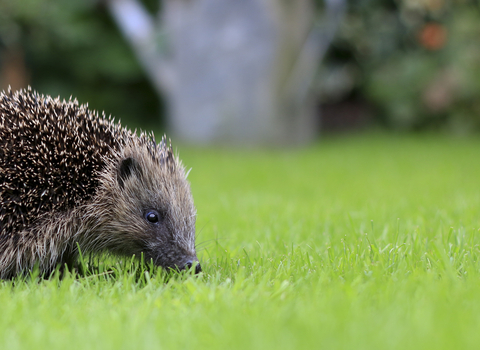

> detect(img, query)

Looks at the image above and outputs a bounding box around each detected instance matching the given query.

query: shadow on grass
[7,252,203,287]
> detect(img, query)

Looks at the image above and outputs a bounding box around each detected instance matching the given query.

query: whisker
[196,237,231,249]
[195,220,211,240]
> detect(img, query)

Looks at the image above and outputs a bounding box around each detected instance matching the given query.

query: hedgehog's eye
[145,210,161,224]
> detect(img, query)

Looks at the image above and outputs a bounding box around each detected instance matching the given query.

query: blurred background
[1,0,479,145]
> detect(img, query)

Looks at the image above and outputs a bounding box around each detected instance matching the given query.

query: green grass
[3,133,480,349]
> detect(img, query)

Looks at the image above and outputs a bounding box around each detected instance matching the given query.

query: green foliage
[2,134,480,349]
[0,0,160,130]
[320,0,480,131]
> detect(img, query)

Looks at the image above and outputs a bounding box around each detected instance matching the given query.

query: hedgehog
[0,87,201,279]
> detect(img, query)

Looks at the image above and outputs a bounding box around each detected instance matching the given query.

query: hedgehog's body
[0,88,200,278]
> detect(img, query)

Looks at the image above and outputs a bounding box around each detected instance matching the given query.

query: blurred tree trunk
[0,46,29,92]
[106,0,344,145]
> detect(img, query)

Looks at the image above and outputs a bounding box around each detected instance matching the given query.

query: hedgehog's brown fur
[0,87,200,278]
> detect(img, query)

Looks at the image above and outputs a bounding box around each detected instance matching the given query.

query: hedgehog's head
[95,135,200,274]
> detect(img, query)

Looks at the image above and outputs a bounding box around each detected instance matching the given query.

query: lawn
[2,133,480,349]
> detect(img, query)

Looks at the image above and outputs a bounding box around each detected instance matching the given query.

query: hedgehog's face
[98,147,200,274]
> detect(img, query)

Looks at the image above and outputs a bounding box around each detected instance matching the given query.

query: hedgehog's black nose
[185,261,202,274]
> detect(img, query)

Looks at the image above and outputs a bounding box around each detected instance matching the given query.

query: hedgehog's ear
[118,157,142,188]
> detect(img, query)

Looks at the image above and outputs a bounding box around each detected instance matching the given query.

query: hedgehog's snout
[184,260,202,274]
